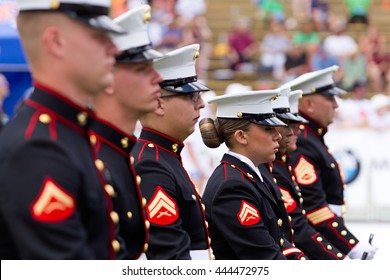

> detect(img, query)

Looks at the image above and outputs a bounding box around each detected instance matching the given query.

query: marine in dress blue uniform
[0,0,125,259]
[284,66,377,259]
[201,90,307,260]
[90,5,162,259]
[268,87,345,259]
[132,45,212,259]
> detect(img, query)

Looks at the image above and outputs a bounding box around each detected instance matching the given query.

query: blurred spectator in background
[283,44,310,82]
[259,20,290,80]
[291,19,321,60]
[290,0,311,22]
[175,0,207,23]
[256,0,285,23]
[156,14,185,53]
[344,0,371,25]
[183,15,213,81]
[368,93,390,130]
[310,43,340,71]
[323,16,358,60]
[335,80,371,128]
[227,17,256,71]
[311,0,329,31]
[340,49,367,91]
[0,74,9,130]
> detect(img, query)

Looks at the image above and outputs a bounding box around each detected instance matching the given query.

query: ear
[299,95,315,114]
[233,129,248,145]
[42,26,64,58]
[154,98,165,116]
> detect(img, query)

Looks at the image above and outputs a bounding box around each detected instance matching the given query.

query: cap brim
[72,15,125,34]
[161,81,209,93]
[318,86,347,96]
[294,114,309,123]
[116,49,163,63]
[251,117,287,127]
[276,112,303,123]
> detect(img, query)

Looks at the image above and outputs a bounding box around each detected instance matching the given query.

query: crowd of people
[0,0,384,260]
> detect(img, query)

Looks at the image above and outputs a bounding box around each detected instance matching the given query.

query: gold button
[300,256,306,260]
[273,178,277,183]
[349,239,356,245]
[278,219,283,227]
[298,192,302,197]
[230,164,235,168]
[89,134,97,145]
[127,211,133,219]
[302,209,306,215]
[291,229,294,235]
[208,237,212,244]
[341,230,347,236]
[202,204,206,211]
[39,113,51,124]
[144,243,149,252]
[148,143,154,148]
[145,220,150,230]
[130,156,135,165]
[327,245,332,250]
[317,236,323,242]
[317,128,323,135]
[77,111,88,126]
[247,173,253,178]
[291,175,296,181]
[330,163,335,168]
[112,240,120,252]
[192,194,197,201]
[299,124,304,130]
[299,198,303,204]
[95,159,104,171]
[172,143,178,153]
[205,221,209,228]
[142,197,147,207]
[281,196,285,201]
[296,186,300,191]
[110,211,119,224]
[282,155,287,162]
[288,166,292,171]
[136,175,141,185]
[121,137,129,148]
[288,216,292,222]
[104,184,116,197]
[332,222,339,228]
[280,238,284,246]
[337,253,343,258]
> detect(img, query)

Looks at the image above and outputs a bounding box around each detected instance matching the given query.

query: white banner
[325,128,390,219]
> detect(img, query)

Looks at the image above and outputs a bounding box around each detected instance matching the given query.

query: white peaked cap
[289,90,303,114]
[272,86,301,122]
[207,90,287,127]
[112,5,152,52]
[282,65,346,96]
[272,86,290,109]
[155,44,209,93]
[17,0,124,34]
[155,44,200,80]
[289,89,308,123]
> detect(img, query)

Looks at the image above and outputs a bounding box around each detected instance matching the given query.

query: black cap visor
[116,46,163,63]
[241,112,287,127]
[294,113,309,123]
[304,84,347,96]
[160,76,209,93]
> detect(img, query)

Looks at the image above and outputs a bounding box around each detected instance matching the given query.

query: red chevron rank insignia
[294,156,318,185]
[237,200,260,226]
[279,188,297,213]
[146,186,179,225]
[31,177,75,223]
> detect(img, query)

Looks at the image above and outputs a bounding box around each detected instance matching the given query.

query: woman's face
[244,123,282,165]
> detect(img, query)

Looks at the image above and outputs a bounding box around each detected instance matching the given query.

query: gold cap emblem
[144,7,151,23]
[172,143,179,153]
[193,47,200,60]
